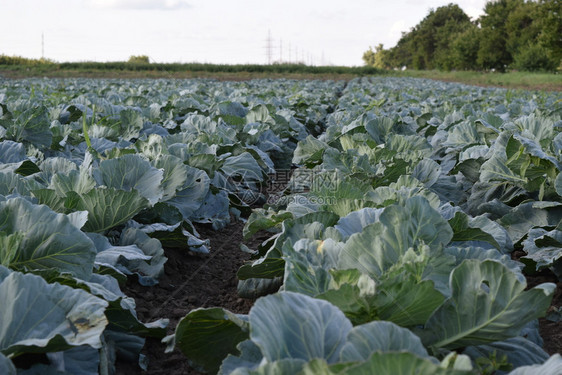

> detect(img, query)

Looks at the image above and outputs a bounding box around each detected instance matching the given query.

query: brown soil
[525,270,562,356]
[115,219,270,375]
[513,250,562,356]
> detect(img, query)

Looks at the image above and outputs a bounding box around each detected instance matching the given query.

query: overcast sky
[1,0,487,66]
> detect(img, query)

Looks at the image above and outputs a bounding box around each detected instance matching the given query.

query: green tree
[371,4,473,70]
[127,55,150,64]
[449,25,481,70]
[363,0,560,72]
[476,0,521,71]
[362,44,391,69]
[513,42,559,71]
[535,0,562,68]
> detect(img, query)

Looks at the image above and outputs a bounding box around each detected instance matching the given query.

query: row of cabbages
[167,78,562,374]
[0,78,342,374]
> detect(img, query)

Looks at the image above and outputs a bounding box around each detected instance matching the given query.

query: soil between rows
[115,219,269,375]
[116,223,562,375]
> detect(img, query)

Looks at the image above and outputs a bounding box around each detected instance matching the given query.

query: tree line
[363,0,561,72]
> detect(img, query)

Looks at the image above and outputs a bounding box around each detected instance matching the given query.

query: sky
[1,0,488,66]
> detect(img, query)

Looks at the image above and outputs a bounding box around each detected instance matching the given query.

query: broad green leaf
[480,153,527,185]
[340,321,430,362]
[522,227,562,271]
[283,239,343,296]
[191,189,230,229]
[94,154,164,206]
[0,171,42,197]
[0,140,26,163]
[119,228,167,283]
[249,292,352,364]
[152,155,189,201]
[243,209,293,240]
[448,211,501,250]
[220,339,263,375]
[555,172,562,197]
[35,269,167,338]
[332,352,473,375]
[134,221,210,253]
[0,197,96,279]
[50,169,96,197]
[0,353,15,375]
[169,308,249,374]
[509,354,562,375]
[167,166,210,220]
[380,196,452,249]
[443,120,484,149]
[237,276,283,299]
[118,108,145,141]
[292,135,330,166]
[334,208,383,240]
[513,113,554,143]
[0,268,108,357]
[513,134,560,170]
[422,260,555,349]
[442,247,525,288]
[32,188,69,213]
[14,160,40,177]
[413,158,441,187]
[34,157,78,185]
[230,359,307,375]
[46,344,101,375]
[372,273,444,327]
[386,134,432,162]
[76,187,149,233]
[463,337,549,370]
[339,197,452,277]
[220,152,263,182]
[499,202,562,244]
[6,106,52,148]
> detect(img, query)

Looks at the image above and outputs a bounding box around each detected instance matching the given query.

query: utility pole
[288,42,291,63]
[41,32,44,59]
[279,39,282,63]
[265,30,273,65]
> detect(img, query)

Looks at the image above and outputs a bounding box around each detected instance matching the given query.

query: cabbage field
[0,76,561,374]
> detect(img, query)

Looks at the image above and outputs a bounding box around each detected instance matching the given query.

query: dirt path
[115,219,269,374]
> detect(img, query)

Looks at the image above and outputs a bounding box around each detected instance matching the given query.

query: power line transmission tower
[265,30,274,64]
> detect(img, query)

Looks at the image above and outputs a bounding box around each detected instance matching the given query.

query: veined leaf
[94,154,164,206]
[250,292,352,364]
[0,197,96,279]
[168,308,249,374]
[0,267,108,357]
[76,187,149,233]
[422,260,555,349]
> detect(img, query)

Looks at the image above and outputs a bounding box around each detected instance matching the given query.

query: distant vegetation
[127,55,150,64]
[0,55,380,75]
[363,0,561,72]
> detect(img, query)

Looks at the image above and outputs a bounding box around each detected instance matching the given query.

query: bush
[127,55,150,64]
[512,44,558,72]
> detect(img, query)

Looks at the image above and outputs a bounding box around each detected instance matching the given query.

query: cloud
[388,20,407,41]
[87,0,191,10]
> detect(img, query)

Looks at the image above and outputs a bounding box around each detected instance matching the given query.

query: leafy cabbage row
[168,77,562,374]
[0,77,340,373]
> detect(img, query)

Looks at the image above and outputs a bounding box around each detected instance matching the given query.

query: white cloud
[387,20,407,44]
[87,0,191,10]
